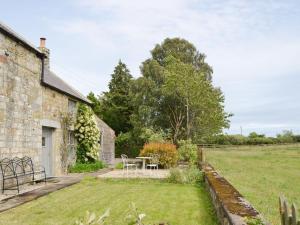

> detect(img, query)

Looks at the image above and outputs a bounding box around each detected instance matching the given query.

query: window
[68,99,77,115]
[42,137,46,147]
[68,131,75,146]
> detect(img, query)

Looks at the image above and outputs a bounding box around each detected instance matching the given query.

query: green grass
[0,178,217,225]
[205,144,300,225]
[68,161,105,173]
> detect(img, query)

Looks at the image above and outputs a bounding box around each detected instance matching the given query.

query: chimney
[38,37,50,69]
[40,37,46,48]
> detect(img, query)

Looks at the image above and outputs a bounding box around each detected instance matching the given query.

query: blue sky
[1,0,300,136]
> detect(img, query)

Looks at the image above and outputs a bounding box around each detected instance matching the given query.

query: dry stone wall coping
[202,163,267,225]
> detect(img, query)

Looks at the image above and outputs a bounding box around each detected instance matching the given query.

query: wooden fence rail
[279,196,300,225]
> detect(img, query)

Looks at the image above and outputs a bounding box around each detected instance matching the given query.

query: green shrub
[68,161,105,173]
[167,167,203,184]
[139,128,170,143]
[167,168,182,183]
[277,130,295,143]
[140,142,178,168]
[115,162,123,169]
[115,132,142,158]
[178,139,197,165]
[210,131,299,146]
[294,135,300,142]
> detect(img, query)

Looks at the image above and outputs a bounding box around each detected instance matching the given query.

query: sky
[1,0,300,136]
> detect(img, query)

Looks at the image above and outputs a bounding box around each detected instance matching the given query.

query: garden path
[98,169,169,179]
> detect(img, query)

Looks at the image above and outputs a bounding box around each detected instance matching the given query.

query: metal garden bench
[0,156,46,194]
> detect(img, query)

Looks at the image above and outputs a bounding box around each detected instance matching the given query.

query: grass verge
[206,144,300,225]
[0,177,217,225]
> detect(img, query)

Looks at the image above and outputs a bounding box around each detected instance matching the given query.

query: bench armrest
[34,165,46,172]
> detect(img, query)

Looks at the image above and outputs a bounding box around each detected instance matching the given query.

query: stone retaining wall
[202,163,267,225]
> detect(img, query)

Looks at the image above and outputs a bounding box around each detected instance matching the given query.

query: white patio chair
[121,154,137,177]
[146,154,159,172]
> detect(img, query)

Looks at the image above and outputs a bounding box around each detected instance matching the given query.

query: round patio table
[136,156,152,170]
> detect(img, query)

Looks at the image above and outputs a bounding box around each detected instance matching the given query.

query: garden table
[136,156,152,170]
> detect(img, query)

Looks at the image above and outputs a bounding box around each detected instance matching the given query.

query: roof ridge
[0,20,43,56]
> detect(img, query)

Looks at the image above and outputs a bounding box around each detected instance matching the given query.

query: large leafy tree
[131,38,230,143]
[163,56,230,142]
[94,60,133,135]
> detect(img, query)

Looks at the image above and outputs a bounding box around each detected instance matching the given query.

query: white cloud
[56,0,300,78]
[51,0,300,134]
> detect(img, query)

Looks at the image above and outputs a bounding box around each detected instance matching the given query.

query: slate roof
[43,69,91,104]
[0,21,91,104]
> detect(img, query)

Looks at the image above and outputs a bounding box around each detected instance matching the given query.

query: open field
[0,177,217,225]
[206,144,300,225]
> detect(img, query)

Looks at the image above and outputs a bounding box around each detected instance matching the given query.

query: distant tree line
[87,38,231,157]
[208,130,300,145]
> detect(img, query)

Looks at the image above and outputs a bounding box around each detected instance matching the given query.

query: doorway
[42,127,53,177]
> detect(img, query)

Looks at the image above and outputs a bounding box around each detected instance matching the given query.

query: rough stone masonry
[0,22,115,181]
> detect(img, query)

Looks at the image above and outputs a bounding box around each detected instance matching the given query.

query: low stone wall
[202,163,267,225]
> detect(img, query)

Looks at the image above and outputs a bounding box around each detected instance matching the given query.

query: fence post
[197,146,205,166]
[279,196,300,225]
[292,204,297,225]
[198,146,205,163]
[280,196,285,225]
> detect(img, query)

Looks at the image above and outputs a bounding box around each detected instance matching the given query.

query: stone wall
[202,163,266,225]
[0,30,76,177]
[0,28,116,180]
[96,117,115,165]
[0,31,43,166]
[41,87,70,176]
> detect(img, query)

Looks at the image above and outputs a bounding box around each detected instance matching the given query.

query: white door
[42,127,53,177]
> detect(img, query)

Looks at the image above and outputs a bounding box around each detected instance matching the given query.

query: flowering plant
[140,142,178,168]
[74,104,101,162]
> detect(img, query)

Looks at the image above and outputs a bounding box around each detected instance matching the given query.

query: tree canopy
[131,38,230,143]
[88,60,133,135]
[89,38,231,156]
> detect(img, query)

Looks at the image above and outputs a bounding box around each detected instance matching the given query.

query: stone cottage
[0,22,115,177]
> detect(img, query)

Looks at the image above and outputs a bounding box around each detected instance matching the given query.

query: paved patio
[98,169,169,179]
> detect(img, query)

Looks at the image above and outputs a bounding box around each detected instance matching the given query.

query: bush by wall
[115,128,171,158]
[178,139,198,165]
[139,142,178,168]
[167,167,203,184]
[68,161,105,173]
[115,132,142,158]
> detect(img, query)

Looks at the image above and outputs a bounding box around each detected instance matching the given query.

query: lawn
[0,177,217,225]
[205,144,300,225]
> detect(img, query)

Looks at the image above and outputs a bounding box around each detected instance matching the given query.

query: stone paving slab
[98,169,169,179]
[0,182,46,201]
[0,177,80,213]
[0,168,112,213]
